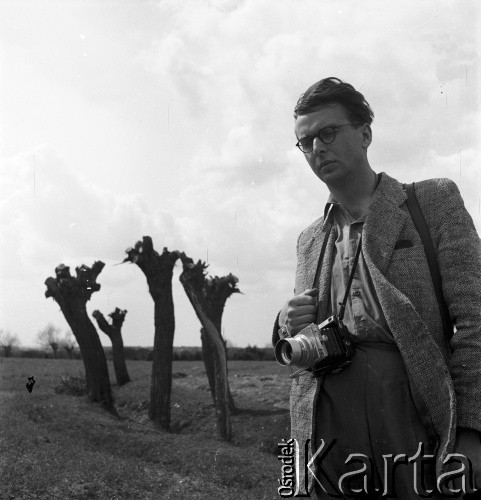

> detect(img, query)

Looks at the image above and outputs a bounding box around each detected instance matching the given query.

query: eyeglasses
[295,123,362,153]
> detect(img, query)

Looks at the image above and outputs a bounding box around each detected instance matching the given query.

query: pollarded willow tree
[123,237,180,430]
[179,255,240,441]
[92,308,131,386]
[44,262,115,412]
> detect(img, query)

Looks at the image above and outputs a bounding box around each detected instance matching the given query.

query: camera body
[275,315,355,377]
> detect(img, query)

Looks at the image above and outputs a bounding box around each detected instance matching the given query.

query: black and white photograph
[0,1,480,498]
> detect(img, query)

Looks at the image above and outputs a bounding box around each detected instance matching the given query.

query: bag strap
[403,182,453,340]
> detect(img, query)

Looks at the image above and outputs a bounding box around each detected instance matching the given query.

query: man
[273,77,481,498]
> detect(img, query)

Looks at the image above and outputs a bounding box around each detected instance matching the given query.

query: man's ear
[361,124,372,148]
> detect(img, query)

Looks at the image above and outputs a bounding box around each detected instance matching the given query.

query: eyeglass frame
[295,122,363,153]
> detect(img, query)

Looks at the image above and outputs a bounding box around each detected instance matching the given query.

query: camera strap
[311,218,333,291]
[311,213,363,323]
[338,234,363,321]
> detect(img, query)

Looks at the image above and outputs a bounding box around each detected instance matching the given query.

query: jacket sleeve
[419,179,481,431]
[271,311,282,347]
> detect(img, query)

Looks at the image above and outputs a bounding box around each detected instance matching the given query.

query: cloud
[144,0,479,174]
[0,146,186,281]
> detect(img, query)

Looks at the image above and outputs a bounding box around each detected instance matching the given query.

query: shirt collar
[324,195,365,224]
[323,194,338,220]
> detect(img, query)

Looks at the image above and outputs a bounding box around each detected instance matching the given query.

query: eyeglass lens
[299,127,336,152]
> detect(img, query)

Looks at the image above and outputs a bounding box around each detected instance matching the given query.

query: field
[0,357,291,499]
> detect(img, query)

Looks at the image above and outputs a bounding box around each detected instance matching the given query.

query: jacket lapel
[363,173,408,276]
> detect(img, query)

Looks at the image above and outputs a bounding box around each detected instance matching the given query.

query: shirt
[326,199,394,343]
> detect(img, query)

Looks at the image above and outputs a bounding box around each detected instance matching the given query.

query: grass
[0,358,291,499]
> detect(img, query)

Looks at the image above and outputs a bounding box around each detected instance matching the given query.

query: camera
[275,315,355,378]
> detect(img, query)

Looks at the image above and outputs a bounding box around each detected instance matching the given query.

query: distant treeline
[173,345,275,362]
[8,345,275,362]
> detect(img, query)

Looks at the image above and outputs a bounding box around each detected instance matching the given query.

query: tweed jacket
[278,172,481,491]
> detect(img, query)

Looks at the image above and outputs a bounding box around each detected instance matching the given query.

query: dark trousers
[312,341,442,499]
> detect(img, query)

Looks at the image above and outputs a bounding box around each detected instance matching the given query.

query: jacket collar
[363,172,408,275]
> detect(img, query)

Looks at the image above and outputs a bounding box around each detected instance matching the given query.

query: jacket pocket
[390,244,426,261]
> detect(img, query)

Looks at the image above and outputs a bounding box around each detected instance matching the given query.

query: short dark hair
[294,77,374,125]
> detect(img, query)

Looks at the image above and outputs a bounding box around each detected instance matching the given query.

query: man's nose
[312,137,327,155]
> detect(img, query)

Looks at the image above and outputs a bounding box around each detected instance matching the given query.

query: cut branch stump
[92,308,131,386]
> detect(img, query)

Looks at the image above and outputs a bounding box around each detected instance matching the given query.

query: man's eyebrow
[299,123,335,138]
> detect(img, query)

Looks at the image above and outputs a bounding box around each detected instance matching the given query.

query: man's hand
[278,288,319,336]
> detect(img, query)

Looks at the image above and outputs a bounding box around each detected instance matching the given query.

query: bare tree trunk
[179,255,240,441]
[124,237,179,430]
[183,289,232,441]
[111,334,129,384]
[200,328,216,402]
[200,328,236,412]
[92,308,131,386]
[45,263,115,413]
[219,334,236,412]
[151,290,176,429]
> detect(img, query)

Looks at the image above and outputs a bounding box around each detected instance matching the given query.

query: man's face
[294,103,370,185]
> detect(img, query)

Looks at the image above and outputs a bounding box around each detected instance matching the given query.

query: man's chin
[316,162,339,182]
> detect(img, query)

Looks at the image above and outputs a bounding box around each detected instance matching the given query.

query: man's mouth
[318,160,335,169]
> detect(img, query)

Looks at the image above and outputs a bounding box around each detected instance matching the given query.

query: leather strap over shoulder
[403,182,453,341]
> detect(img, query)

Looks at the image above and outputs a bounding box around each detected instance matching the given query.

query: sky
[0,0,480,348]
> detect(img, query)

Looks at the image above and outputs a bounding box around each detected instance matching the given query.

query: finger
[290,324,313,336]
[302,288,319,298]
[287,305,318,318]
[290,295,318,306]
[289,315,317,328]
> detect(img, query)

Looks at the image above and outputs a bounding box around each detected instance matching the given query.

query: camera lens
[274,326,323,368]
[283,343,293,361]
[275,338,304,366]
[275,339,291,365]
